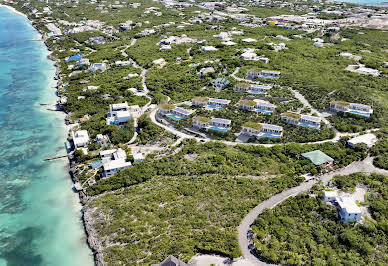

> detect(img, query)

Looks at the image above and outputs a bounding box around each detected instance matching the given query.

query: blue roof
[262,123,283,131]
[209,98,231,104]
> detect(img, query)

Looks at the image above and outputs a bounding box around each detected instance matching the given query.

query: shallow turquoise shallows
[0,7,93,266]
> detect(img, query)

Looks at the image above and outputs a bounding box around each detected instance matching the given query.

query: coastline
[0,3,100,265]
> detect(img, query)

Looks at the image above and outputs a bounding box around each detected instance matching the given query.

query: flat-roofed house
[330,101,373,117]
[192,96,209,107]
[192,116,231,132]
[241,122,283,139]
[301,150,334,170]
[100,148,132,178]
[347,133,377,148]
[258,70,281,79]
[106,102,131,125]
[238,99,275,113]
[192,116,211,129]
[159,104,193,120]
[207,98,231,109]
[246,69,260,80]
[234,83,272,95]
[322,191,338,202]
[89,63,107,72]
[336,197,362,223]
[281,112,321,129]
[72,130,90,148]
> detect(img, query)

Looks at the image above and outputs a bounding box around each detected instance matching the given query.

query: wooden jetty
[44,154,68,161]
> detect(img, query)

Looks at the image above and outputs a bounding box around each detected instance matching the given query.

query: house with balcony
[234,83,272,95]
[281,112,321,129]
[159,104,193,120]
[238,99,275,113]
[207,98,231,109]
[241,122,283,139]
[100,148,132,178]
[106,102,131,126]
[330,101,373,117]
[192,116,231,132]
[336,196,362,223]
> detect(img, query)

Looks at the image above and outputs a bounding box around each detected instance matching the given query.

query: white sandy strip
[0,4,27,18]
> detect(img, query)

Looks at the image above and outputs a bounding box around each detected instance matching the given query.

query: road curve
[238,158,388,265]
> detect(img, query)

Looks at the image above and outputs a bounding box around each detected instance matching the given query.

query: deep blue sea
[0,7,93,266]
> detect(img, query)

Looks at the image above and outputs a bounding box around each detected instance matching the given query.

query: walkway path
[238,157,388,265]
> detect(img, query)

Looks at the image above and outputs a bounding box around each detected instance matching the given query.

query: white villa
[72,130,90,148]
[347,133,377,148]
[106,102,131,126]
[241,122,283,139]
[234,83,272,95]
[281,112,321,129]
[159,104,193,120]
[246,69,280,80]
[192,116,231,132]
[100,148,132,178]
[192,97,230,109]
[330,101,373,117]
[88,63,107,72]
[238,99,275,113]
[323,192,362,223]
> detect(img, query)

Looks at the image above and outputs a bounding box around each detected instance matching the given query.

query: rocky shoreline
[1,4,104,266]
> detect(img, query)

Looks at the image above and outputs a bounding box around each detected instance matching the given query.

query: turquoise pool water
[298,123,320,129]
[254,109,273,114]
[347,110,371,117]
[0,7,93,266]
[166,114,184,120]
[208,126,229,132]
[261,133,282,138]
[207,105,223,110]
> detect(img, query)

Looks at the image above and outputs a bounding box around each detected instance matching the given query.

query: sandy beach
[0,4,27,18]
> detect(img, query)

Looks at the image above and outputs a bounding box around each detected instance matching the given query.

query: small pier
[44,154,68,161]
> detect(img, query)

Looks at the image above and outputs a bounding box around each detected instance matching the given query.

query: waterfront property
[234,82,272,95]
[211,77,230,91]
[72,130,90,148]
[106,102,131,125]
[159,104,193,120]
[281,112,321,129]
[100,148,132,178]
[241,122,283,139]
[238,99,275,113]
[192,116,231,132]
[301,150,334,170]
[246,69,280,80]
[330,101,373,117]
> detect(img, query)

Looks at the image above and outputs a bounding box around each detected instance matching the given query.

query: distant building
[347,133,377,148]
[192,116,231,132]
[100,148,132,178]
[234,83,272,95]
[301,150,334,170]
[281,112,321,129]
[72,130,90,148]
[65,54,83,62]
[238,99,275,113]
[330,101,373,117]
[151,255,188,266]
[241,122,283,139]
[199,67,215,76]
[246,69,280,80]
[106,102,131,125]
[89,63,107,72]
[201,46,218,52]
[211,77,230,91]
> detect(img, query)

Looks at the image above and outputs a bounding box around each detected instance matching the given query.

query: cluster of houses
[64,53,106,73]
[330,101,373,117]
[323,191,362,223]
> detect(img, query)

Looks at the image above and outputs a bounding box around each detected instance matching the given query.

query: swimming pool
[260,133,281,138]
[166,114,184,120]
[208,126,229,132]
[247,90,266,94]
[254,109,273,114]
[298,123,320,129]
[347,110,370,117]
[91,161,103,168]
[207,105,223,110]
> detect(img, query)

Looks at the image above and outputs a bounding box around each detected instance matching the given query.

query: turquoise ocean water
[0,7,93,266]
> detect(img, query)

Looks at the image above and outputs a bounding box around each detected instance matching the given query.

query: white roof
[100,149,116,157]
[111,102,129,110]
[133,153,145,160]
[323,191,338,198]
[336,197,362,214]
[103,159,132,171]
[348,133,377,148]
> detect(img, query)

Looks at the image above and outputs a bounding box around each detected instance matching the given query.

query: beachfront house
[336,197,362,223]
[159,104,193,120]
[246,69,280,80]
[72,130,90,148]
[88,63,107,72]
[241,122,283,139]
[100,148,132,178]
[330,101,373,117]
[211,77,230,91]
[106,102,131,126]
[234,83,272,95]
[192,116,231,132]
[281,112,321,129]
[238,99,275,114]
[301,150,334,171]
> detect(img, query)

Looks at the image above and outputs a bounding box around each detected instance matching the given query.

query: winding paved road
[238,157,388,265]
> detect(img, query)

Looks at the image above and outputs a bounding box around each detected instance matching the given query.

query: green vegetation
[371,130,388,170]
[137,115,176,145]
[252,173,388,266]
